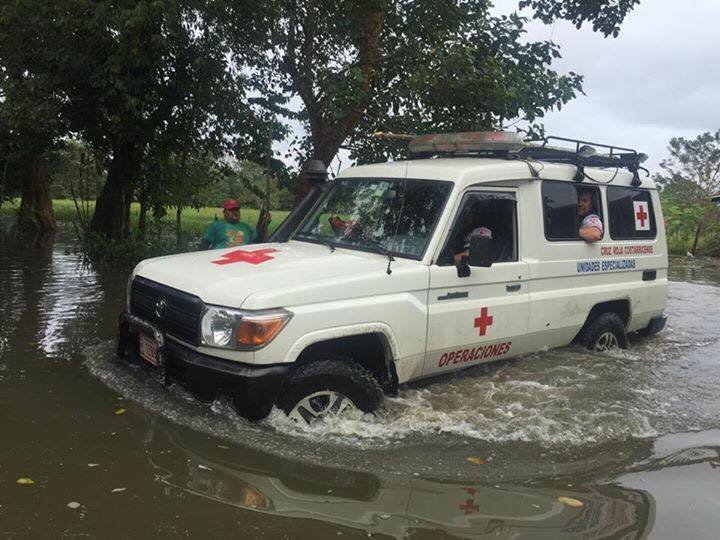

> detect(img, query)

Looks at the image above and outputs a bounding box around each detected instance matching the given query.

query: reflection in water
[37,250,103,357]
[2,233,720,538]
[0,234,124,362]
[144,424,656,539]
[668,255,720,285]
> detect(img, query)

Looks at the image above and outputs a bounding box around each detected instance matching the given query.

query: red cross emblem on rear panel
[211,248,278,266]
[459,487,480,515]
[474,307,494,336]
[633,201,650,231]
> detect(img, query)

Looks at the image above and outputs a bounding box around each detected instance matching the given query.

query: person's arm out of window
[579,215,603,243]
[453,250,469,265]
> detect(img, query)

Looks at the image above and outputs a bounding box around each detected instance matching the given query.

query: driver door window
[438,191,518,266]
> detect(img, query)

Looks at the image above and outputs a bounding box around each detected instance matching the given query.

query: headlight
[201,307,238,348]
[200,306,291,350]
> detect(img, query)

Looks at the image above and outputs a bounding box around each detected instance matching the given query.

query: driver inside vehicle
[329,215,357,236]
[452,208,493,266]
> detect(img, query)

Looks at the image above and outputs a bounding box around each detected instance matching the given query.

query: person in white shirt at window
[577,189,603,243]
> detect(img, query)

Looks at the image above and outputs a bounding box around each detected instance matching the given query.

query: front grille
[130,276,203,346]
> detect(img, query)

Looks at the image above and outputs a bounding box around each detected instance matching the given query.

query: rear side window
[607,187,657,239]
[542,181,603,241]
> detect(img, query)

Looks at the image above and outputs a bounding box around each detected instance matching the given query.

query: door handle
[506,283,521,292]
[438,291,469,301]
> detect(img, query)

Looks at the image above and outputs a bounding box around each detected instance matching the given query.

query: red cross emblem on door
[474,307,494,336]
[211,248,278,265]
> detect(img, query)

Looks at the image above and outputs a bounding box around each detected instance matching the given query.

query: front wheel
[278,356,383,425]
[582,312,629,351]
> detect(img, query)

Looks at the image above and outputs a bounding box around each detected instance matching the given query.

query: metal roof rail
[522,135,649,186]
[403,131,649,186]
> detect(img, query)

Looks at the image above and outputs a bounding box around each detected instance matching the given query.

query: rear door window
[607,187,657,240]
[542,181,603,241]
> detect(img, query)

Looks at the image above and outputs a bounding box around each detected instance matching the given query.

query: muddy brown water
[1,230,719,539]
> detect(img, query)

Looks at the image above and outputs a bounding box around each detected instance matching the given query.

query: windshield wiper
[362,239,395,275]
[294,233,336,252]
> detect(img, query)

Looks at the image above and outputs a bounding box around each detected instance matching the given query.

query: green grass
[1,199,289,237]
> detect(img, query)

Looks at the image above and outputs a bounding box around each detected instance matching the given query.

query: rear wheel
[582,312,628,351]
[278,356,383,426]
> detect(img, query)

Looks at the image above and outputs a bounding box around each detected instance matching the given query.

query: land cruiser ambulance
[118,132,668,424]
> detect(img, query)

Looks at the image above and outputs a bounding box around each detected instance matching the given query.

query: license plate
[138,333,159,367]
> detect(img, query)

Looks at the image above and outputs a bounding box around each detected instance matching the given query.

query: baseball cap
[223,198,241,210]
[469,226,492,239]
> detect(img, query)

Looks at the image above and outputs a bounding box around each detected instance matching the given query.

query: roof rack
[405,131,649,186]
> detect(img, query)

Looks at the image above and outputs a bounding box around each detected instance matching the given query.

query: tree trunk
[137,186,149,241]
[0,160,8,211]
[91,140,137,239]
[18,153,56,234]
[690,216,704,256]
[290,7,385,203]
[175,206,182,248]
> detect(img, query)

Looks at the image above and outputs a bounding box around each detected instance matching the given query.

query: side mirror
[468,236,493,267]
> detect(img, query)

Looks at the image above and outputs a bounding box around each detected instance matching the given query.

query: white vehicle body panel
[130,156,668,387]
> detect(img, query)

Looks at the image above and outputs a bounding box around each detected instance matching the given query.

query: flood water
[1,229,719,539]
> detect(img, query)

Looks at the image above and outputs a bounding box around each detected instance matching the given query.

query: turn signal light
[236,314,290,347]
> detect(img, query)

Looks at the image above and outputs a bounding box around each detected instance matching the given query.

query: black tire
[278,356,383,423]
[581,312,629,351]
[232,395,274,422]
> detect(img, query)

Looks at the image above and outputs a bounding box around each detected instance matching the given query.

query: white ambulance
[118,132,668,424]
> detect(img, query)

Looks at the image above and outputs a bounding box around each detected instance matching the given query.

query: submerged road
[1,233,719,538]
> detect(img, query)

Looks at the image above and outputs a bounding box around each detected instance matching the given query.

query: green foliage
[46,140,106,200]
[23,199,288,237]
[655,130,720,256]
[258,0,636,169]
[0,0,286,238]
[655,131,720,197]
[661,196,702,241]
[203,160,296,210]
[348,9,583,163]
[2,0,642,243]
[518,0,640,37]
[0,198,290,265]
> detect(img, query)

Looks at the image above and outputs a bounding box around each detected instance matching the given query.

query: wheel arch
[573,298,631,344]
[289,326,399,393]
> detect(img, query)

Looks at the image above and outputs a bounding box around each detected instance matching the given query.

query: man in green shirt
[200,199,256,249]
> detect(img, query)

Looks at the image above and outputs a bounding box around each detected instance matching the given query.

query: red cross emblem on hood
[211,248,278,266]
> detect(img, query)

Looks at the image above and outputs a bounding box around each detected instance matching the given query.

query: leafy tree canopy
[655,131,720,201]
[0,0,285,237]
[519,0,640,37]
[257,0,640,182]
[655,130,720,256]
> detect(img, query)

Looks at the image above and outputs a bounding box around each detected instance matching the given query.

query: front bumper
[117,312,290,416]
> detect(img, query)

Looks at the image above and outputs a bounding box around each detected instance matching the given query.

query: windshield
[293,177,453,259]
